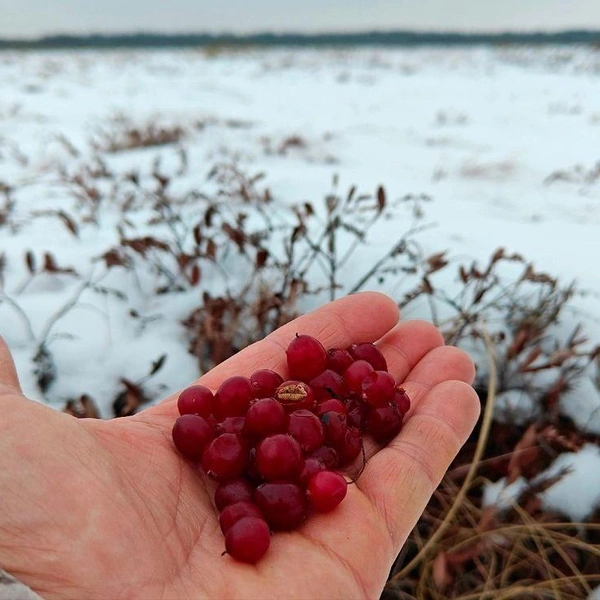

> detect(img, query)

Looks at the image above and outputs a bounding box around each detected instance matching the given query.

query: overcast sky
[2,0,600,38]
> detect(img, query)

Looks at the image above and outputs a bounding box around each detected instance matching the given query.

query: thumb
[0,335,22,393]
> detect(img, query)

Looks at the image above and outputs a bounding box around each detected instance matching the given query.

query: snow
[1,46,600,515]
[481,476,528,511]
[535,444,600,521]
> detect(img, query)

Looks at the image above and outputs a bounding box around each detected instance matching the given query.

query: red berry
[343,360,374,396]
[307,471,348,512]
[393,388,411,415]
[225,517,270,564]
[348,342,388,371]
[172,415,214,461]
[202,433,248,481]
[275,380,316,413]
[345,397,368,431]
[366,404,403,444]
[250,369,284,398]
[177,385,215,418]
[309,446,339,469]
[256,434,303,481]
[219,501,263,534]
[215,416,245,435]
[361,370,396,407]
[299,457,327,486]
[336,426,363,466]
[214,479,255,511]
[317,398,347,416]
[288,410,324,453]
[286,335,327,381]
[215,376,253,418]
[321,411,348,446]
[254,482,308,530]
[310,369,347,402]
[243,398,288,440]
[326,347,354,375]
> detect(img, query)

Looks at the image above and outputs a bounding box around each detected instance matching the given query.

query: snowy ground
[1,46,600,519]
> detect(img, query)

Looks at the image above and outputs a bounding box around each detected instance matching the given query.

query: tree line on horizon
[1,29,600,50]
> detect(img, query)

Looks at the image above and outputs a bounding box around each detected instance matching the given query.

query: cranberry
[215,416,245,435]
[345,397,368,431]
[309,369,347,402]
[348,342,388,371]
[321,411,348,446]
[361,370,396,407]
[343,360,374,396]
[225,517,271,564]
[250,369,284,398]
[177,385,215,418]
[286,334,327,381]
[326,347,354,375]
[299,457,327,486]
[366,404,403,444]
[214,479,255,511]
[201,433,248,481]
[243,398,288,440]
[215,376,253,418]
[288,410,324,453]
[255,434,304,481]
[309,446,339,469]
[317,398,347,416]
[172,415,214,461]
[254,482,308,530]
[219,501,263,534]
[307,471,348,513]
[394,387,411,415]
[336,426,363,466]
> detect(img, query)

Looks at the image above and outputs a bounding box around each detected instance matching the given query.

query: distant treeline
[1,30,600,50]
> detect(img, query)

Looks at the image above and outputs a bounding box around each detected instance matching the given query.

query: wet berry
[307,471,348,513]
[250,369,284,398]
[317,398,347,416]
[202,433,248,481]
[243,398,288,440]
[349,342,387,371]
[219,501,263,534]
[225,517,270,564]
[343,360,374,396]
[393,387,411,415]
[288,409,324,452]
[215,416,245,435]
[286,335,327,381]
[214,478,255,511]
[254,482,308,530]
[177,385,215,418]
[361,370,396,407]
[367,404,403,444]
[255,434,303,481]
[321,411,348,446]
[309,369,346,402]
[299,457,327,486]
[172,415,214,461]
[336,426,363,466]
[326,347,354,375]
[309,446,339,469]
[215,376,253,417]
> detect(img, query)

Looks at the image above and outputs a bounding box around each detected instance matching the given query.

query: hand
[0,292,479,600]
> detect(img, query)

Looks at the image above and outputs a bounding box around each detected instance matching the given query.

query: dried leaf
[57,210,79,237]
[190,263,201,286]
[25,250,36,274]
[149,354,167,376]
[376,185,386,213]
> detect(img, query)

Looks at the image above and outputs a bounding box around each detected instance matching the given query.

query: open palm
[0,293,479,600]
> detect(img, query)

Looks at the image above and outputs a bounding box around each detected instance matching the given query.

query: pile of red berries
[171,334,410,563]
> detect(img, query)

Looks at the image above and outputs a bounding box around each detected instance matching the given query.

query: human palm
[0,293,479,600]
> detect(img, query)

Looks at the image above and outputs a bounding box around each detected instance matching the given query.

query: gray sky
[2,0,600,38]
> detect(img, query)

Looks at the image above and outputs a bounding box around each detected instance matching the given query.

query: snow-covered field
[1,46,600,519]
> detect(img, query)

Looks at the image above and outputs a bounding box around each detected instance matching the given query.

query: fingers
[0,334,21,393]
[356,380,480,548]
[200,291,400,388]
[149,292,401,419]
